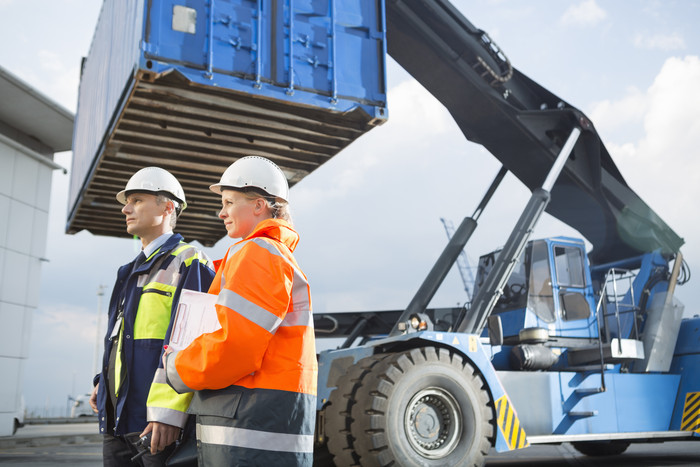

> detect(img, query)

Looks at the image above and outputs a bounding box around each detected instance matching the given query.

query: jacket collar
[142,232,174,259]
[243,219,299,252]
[134,233,184,272]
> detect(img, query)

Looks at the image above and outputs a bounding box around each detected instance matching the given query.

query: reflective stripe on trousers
[197,424,313,453]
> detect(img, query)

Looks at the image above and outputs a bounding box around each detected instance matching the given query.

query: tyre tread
[351,346,495,466]
[325,354,388,466]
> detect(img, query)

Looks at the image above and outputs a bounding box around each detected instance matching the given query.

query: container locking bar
[458,126,582,334]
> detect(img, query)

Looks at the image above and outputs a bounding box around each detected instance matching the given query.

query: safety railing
[591,268,639,391]
[596,268,640,346]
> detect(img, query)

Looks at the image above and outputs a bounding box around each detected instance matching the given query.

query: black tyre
[313,442,335,466]
[350,347,494,466]
[571,441,630,456]
[324,354,388,466]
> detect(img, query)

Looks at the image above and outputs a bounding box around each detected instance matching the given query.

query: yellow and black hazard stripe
[681,392,700,433]
[495,395,529,450]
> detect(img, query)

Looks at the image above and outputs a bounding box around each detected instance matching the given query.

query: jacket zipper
[142,288,172,297]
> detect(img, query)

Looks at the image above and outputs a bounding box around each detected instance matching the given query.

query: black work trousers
[103,432,175,467]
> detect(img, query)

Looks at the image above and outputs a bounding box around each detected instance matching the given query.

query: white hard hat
[116,167,187,211]
[210,156,289,202]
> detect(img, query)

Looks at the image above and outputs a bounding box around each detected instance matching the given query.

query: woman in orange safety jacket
[164,156,317,466]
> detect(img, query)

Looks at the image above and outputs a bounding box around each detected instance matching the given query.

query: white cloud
[634,32,686,51]
[589,86,647,131]
[293,79,454,206]
[594,56,700,187]
[605,141,636,161]
[387,79,454,133]
[603,56,700,309]
[636,56,700,172]
[560,0,607,27]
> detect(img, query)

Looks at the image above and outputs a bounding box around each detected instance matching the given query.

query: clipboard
[169,289,221,351]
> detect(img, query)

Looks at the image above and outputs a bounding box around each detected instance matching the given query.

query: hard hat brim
[209,183,226,194]
[116,189,187,211]
[116,189,127,205]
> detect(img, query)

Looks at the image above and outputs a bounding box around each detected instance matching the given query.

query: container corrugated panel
[69,0,387,245]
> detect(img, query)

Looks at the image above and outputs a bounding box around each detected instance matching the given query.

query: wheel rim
[404,387,462,459]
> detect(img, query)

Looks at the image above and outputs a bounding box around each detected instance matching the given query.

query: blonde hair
[238,188,293,225]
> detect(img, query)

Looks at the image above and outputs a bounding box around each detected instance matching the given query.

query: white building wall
[0,138,52,436]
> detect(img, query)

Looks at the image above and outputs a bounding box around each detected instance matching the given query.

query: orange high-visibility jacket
[166,219,317,465]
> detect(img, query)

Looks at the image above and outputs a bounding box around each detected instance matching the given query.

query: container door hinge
[140,40,158,55]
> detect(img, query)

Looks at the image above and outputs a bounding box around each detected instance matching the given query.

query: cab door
[549,241,597,338]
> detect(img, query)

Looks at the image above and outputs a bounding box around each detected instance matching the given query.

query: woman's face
[219,190,259,239]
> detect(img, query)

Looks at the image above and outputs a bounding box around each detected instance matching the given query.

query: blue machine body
[317,236,700,456]
[590,250,673,340]
[317,331,523,453]
[498,370,681,435]
[670,317,700,431]
[477,237,599,341]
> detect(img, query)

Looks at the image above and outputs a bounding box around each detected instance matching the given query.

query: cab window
[554,246,585,287]
[527,241,555,322]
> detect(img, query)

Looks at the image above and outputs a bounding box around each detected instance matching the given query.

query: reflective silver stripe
[220,238,313,329]
[137,256,179,288]
[153,368,167,384]
[231,238,304,281]
[137,244,203,288]
[228,240,251,256]
[220,241,252,289]
[217,288,282,333]
[148,265,180,288]
[147,406,188,428]
[291,269,310,310]
[292,267,310,308]
[250,237,288,261]
[166,351,194,394]
[282,252,312,328]
[197,423,314,453]
[281,273,312,328]
[255,239,312,328]
[281,309,312,327]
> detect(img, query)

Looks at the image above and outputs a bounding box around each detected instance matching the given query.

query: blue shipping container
[69,0,387,245]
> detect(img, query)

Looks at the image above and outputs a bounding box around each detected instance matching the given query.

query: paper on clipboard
[169,289,221,351]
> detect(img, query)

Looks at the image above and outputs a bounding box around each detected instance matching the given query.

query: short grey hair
[155,195,179,229]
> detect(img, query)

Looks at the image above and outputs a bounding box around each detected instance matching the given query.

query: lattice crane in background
[440,217,476,303]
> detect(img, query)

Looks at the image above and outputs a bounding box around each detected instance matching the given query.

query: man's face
[121,192,171,238]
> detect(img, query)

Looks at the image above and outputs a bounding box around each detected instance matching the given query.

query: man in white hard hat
[89,167,216,466]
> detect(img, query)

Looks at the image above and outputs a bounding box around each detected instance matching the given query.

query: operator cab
[474,237,598,344]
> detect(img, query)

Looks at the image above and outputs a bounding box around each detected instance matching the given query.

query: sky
[1,0,699,413]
